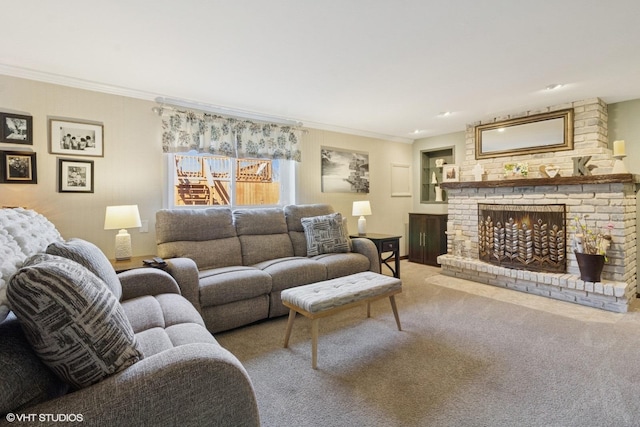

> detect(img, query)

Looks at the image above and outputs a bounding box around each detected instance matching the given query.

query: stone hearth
[438,99,638,313]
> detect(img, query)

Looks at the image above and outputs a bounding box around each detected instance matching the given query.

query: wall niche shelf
[420,147,454,204]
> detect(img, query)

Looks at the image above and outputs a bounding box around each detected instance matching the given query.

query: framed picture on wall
[0,150,37,184]
[58,158,94,193]
[442,164,459,182]
[49,118,104,157]
[321,146,369,193]
[0,113,33,145]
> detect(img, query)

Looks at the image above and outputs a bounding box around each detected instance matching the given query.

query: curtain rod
[154,97,303,127]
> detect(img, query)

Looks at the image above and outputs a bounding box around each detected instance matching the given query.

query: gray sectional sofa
[0,208,259,426]
[156,204,381,333]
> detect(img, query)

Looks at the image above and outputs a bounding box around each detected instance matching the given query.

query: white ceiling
[2,1,640,143]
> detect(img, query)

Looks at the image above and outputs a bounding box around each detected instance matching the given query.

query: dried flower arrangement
[572,214,613,257]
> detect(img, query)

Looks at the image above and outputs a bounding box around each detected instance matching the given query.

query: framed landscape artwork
[321,147,369,193]
[49,118,104,157]
[0,150,37,184]
[0,113,33,145]
[58,158,94,193]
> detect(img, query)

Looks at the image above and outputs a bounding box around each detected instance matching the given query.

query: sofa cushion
[156,208,242,269]
[239,234,294,266]
[157,207,237,242]
[234,207,289,235]
[121,294,216,358]
[199,266,272,306]
[301,213,350,256]
[254,257,328,293]
[162,238,242,270]
[122,293,206,333]
[46,238,122,300]
[0,314,68,416]
[312,252,372,279]
[7,254,143,389]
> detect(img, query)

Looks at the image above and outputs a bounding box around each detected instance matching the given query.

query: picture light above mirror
[475,109,574,159]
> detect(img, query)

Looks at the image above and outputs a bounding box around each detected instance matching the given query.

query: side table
[109,255,157,273]
[350,233,402,278]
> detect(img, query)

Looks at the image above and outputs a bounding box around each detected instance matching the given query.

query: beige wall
[0,75,414,258]
[0,75,163,258]
[298,129,414,254]
[609,98,640,174]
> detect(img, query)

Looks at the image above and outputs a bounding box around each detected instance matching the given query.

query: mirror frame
[475,108,574,159]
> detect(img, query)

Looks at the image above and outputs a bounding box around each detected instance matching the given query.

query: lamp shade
[352,201,372,217]
[104,205,142,230]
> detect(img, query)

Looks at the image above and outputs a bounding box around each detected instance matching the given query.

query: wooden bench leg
[283,309,296,348]
[311,318,319,369]
[389,295,402,331]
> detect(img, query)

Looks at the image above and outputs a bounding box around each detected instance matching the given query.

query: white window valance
[162,110,303,162]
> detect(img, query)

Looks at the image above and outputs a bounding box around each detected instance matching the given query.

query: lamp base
[357,216,367,235]
[114,229,132,260]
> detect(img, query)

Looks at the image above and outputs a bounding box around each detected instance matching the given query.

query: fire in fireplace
[478,204,566,273]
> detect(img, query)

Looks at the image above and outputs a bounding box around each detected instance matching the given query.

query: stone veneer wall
[463,98,614,179]
[438,98,638,313]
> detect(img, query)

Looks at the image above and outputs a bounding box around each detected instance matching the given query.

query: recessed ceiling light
[545,83,564,91]
[437,111,452,117]
[411,129,426,135]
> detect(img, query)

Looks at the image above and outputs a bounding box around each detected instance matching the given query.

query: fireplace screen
[478,204,566,273]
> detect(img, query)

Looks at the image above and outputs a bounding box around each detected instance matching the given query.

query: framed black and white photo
[0,150,37,184]
[321,146,369,193]
[58,158,94,193]
[0,113,33,145]
[49,118,104,157]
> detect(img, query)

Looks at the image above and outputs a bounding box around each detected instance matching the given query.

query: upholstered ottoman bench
[281,271,402,368]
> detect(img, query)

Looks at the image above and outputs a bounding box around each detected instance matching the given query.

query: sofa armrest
[350,237,381,274]
[118,268,181,301]
[162,257,202,313]
[16,343,260,427]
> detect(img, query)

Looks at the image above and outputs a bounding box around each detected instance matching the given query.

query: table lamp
[104,205,142,260]
[352,201,372,235]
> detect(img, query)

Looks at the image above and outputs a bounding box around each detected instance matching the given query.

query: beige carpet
[216,261,640,427]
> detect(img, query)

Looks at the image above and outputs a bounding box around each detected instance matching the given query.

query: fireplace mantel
[440,173,639,190]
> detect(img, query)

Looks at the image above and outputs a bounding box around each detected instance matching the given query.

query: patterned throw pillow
[7,254,142,389]
[301,213,351,256]
[46,238,122,300]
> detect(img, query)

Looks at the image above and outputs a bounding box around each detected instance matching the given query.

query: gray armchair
[2,266,260,427]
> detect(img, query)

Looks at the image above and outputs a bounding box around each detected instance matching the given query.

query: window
[166,151,295,208]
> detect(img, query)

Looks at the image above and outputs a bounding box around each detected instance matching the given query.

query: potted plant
[572,215,613,282]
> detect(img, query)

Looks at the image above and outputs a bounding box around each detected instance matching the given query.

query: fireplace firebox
[478,204,566,273]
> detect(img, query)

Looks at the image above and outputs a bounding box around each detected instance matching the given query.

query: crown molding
[1,63,414,144]
[301,120,414,144]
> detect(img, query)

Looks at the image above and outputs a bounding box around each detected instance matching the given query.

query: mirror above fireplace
[475,109,574,159]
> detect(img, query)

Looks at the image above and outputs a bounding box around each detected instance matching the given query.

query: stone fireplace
[439,98,638,313]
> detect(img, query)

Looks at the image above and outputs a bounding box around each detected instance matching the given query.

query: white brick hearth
[439,98,638,313]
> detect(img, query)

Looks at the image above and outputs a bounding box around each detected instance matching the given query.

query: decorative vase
[435,186,443,202]
[574,251,605,282]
